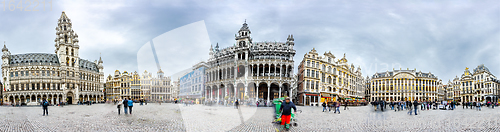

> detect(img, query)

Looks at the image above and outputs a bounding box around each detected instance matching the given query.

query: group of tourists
[116,98,134,115]
[462,101,497,111]
[371,100,421,115]
[321,101,347,114]
[370,99,499,116]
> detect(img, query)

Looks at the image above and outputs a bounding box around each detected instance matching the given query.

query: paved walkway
[1,104,499,131]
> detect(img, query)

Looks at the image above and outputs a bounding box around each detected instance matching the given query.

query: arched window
[71,49,74,56]
[66,47,69,55]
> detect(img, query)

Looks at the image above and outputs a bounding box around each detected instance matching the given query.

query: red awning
[306,94,319,96]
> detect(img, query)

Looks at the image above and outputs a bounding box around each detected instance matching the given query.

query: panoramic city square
[1,0,499,131]
[1,103,500,131]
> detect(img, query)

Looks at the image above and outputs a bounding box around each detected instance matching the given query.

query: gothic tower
[55,11,80,68]
[2,43,10,91]
[235,20,252,48]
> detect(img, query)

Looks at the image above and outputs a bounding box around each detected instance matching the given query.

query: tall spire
[98,53,103,63]
[2,41,8,52]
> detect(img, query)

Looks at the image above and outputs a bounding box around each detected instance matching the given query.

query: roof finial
[2,41,8,52]
[244,19,246,23]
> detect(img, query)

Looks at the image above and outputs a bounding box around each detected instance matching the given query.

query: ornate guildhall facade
[2,12,104,105]
[205,22,296,103]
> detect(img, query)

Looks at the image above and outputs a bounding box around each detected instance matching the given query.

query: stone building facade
[2,12,104,105]
[453,64,500,102]
[205,22,295,104]
[369,69,440,102]
[297,49,364,106]
[106,70,173,102]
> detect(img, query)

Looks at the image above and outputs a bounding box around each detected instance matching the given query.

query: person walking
[123,98,129,115]
[333,101,339,113]
[322,101,327,112]
[344,101,348,110]
[463,101,465,109]
[469,101,472,109]
[42,99,49,116]
[335,101,341,114]
[380,100,384,112]
[328,102,333,112]
[403,101,407,110]
[279,97,297,131]
[128,99,134,114]
[235,100,239,109]
[451,101,455,110]
[413,100,419,115]
[476,101,481,111]
[117,99,122,115]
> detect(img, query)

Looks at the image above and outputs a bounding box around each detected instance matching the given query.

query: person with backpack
[122,98,128,115]
[128,99,134,114]
[413,100,419,115]
[117,99,122,115]
[42,99,49,116]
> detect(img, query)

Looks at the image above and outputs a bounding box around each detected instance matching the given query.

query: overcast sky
[0,0,499,83]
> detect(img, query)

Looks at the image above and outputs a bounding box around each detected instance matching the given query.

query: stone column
[257,65,260,77]
[267,83,270,105]
[268,63,271,77]
[244,83,248,101]
[279,85,282,98]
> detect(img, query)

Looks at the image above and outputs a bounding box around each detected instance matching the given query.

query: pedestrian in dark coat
[42,99,49,116]
[123,98,129,114]
[413,100,419,115]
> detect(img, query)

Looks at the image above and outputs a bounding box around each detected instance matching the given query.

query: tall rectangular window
[311,70,315,78]
[321,73,325,82]
[306,69,310,77]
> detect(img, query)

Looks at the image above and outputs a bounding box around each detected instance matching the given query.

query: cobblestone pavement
[1,104,500,132]
[0,103,185,132]
[231,105,500,132]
